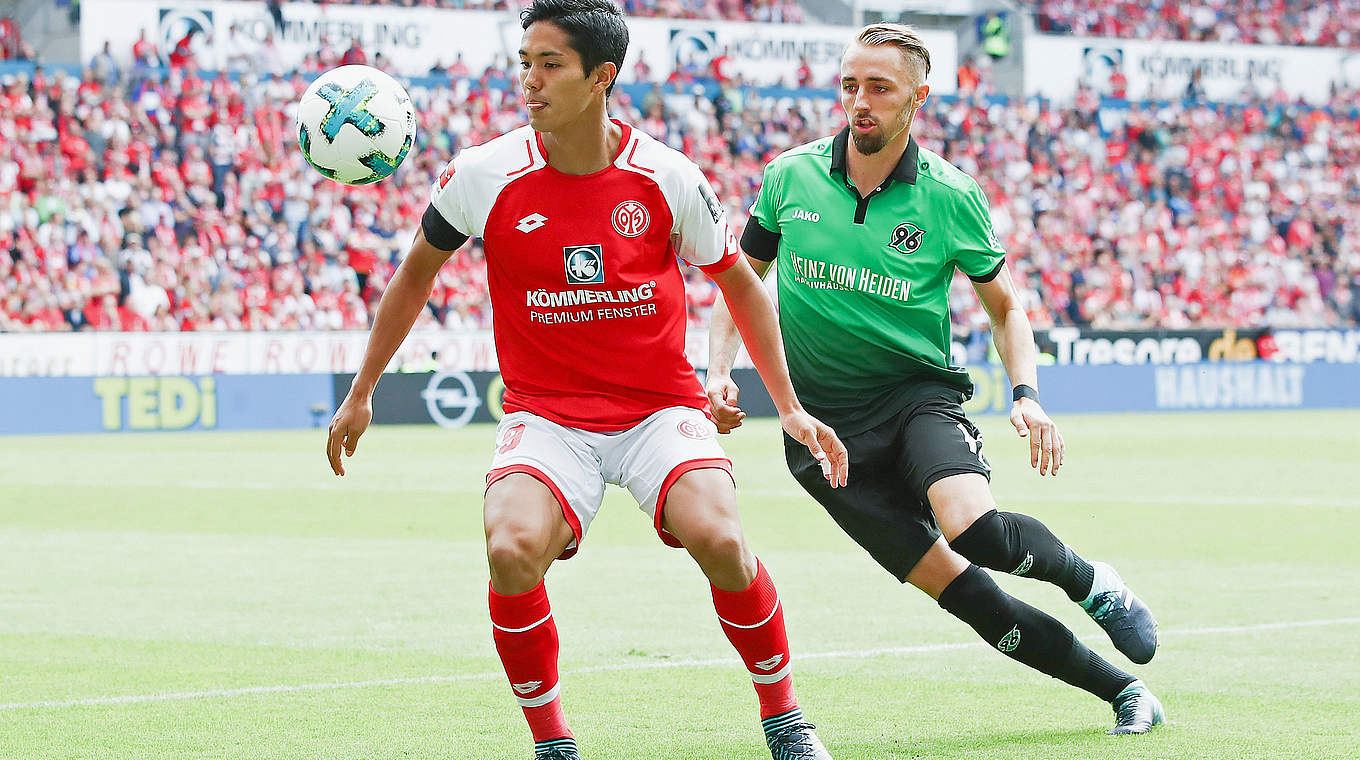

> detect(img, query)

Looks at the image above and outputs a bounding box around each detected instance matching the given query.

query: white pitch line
[4,617,1359,712]
[741,489,1360,508]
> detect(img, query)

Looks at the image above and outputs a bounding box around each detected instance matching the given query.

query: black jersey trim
[421,204,469,252]
[740,220,781,262]
[968,259,1006,283]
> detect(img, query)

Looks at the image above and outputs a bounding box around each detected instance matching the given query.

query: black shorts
[784,392,991,582]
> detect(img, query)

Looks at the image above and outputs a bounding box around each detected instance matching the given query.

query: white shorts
[485,407,733,559]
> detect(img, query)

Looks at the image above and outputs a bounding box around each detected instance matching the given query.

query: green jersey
[743,130,1006,434]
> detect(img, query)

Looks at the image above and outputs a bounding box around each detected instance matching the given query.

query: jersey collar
[829,128,920,186]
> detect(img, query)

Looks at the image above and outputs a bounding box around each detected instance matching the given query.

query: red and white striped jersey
[429,120,739,431]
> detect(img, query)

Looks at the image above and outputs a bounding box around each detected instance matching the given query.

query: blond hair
[856,23,931,87]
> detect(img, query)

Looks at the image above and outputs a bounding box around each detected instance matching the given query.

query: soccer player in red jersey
[325,2,846,758]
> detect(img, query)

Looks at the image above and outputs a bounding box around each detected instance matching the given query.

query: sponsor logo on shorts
[997,625,1021,652]
[512,680,543,694]
[1010,552,1034,576]
[677,418,713,440]
[611,200,650,237]
[497,423,526,454]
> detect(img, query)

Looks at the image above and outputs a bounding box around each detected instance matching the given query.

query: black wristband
[1012,384,1039,403]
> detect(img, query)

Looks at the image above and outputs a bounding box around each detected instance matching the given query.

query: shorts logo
[511,681,543,695]
[997,625,1021,652]
[1010,552,1033,576]
[611,200,650,237]
[889,222,926,254]
[677,418,713,440]
[564,245,604,284]
[497,423,526,454]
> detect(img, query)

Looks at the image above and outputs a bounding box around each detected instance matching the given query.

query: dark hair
[521,0,628,96]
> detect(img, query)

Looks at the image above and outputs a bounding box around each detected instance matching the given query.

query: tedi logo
[792,209,820,222]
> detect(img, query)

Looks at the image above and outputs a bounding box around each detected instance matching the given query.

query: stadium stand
[3,0,1359,335]
[1025,0,1360,48]
[246,0,805,23]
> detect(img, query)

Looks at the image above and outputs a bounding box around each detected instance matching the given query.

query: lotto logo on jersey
[564,245,605,284]
[611,200,650,237]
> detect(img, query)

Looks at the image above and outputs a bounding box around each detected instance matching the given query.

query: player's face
[519,22,608,132]
[840,43,929,156]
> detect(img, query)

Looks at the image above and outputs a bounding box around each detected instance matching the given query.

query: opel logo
[421,371,480,428]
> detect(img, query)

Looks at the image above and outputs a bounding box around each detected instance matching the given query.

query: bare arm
[973,266,1064,475]
[706,254,774,431]
[326,228,456,475]
[708,256,846,487]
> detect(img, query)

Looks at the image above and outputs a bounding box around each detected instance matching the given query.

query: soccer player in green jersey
[707,23,1165,736]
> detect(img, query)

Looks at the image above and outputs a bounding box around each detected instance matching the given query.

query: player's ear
[592,61,618,95]
[914,83,931,110]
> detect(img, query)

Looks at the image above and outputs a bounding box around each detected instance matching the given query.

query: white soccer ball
[296,65,416,185]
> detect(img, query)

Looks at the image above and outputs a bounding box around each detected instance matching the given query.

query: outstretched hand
[326,395,373,476]
[1010,397,1064,476]
[781,410,849,488]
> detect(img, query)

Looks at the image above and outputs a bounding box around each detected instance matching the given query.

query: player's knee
[485,526,550,582]
[683,522,747,564]
[947,509,1016,570]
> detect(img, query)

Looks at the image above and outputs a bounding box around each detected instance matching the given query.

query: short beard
[850,130,889,155]
[849,100,916,156]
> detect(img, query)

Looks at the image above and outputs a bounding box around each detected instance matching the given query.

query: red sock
[489,581,572,743]
[710,559,798,718]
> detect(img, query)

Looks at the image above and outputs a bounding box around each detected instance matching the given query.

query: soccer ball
[296,65,416,185]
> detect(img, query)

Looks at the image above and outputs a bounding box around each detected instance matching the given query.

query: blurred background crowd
[1,0,1357,339]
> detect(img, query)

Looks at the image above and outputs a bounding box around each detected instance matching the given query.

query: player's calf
[936,565,1138,704]
[948,509,1095,601]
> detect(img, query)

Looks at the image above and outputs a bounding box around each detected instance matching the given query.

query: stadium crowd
[1,45,1358,335]
[1027,0,1360,48]
[253,0,804,23]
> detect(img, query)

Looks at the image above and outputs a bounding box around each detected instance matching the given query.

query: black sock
[950,509,1095,601]
[937,565,1134,702]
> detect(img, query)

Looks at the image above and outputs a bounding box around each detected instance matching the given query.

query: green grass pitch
[3,411,1359,759]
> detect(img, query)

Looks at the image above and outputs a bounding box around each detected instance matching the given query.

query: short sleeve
[672,163,736,273]
[952,180,1006,282]
[749,160,783,235]
[428,155,475,238]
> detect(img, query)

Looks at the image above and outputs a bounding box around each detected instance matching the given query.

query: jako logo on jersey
[755,654,784,671]
[512,681,543,695]
[516,213,548,233]
[437,163,456,189]
[611,200,650,238]
[997,625,1021,652]
[791,209,820,222]
[889,222,926,254]
[564,245,605,284]
[676,418,712,440]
